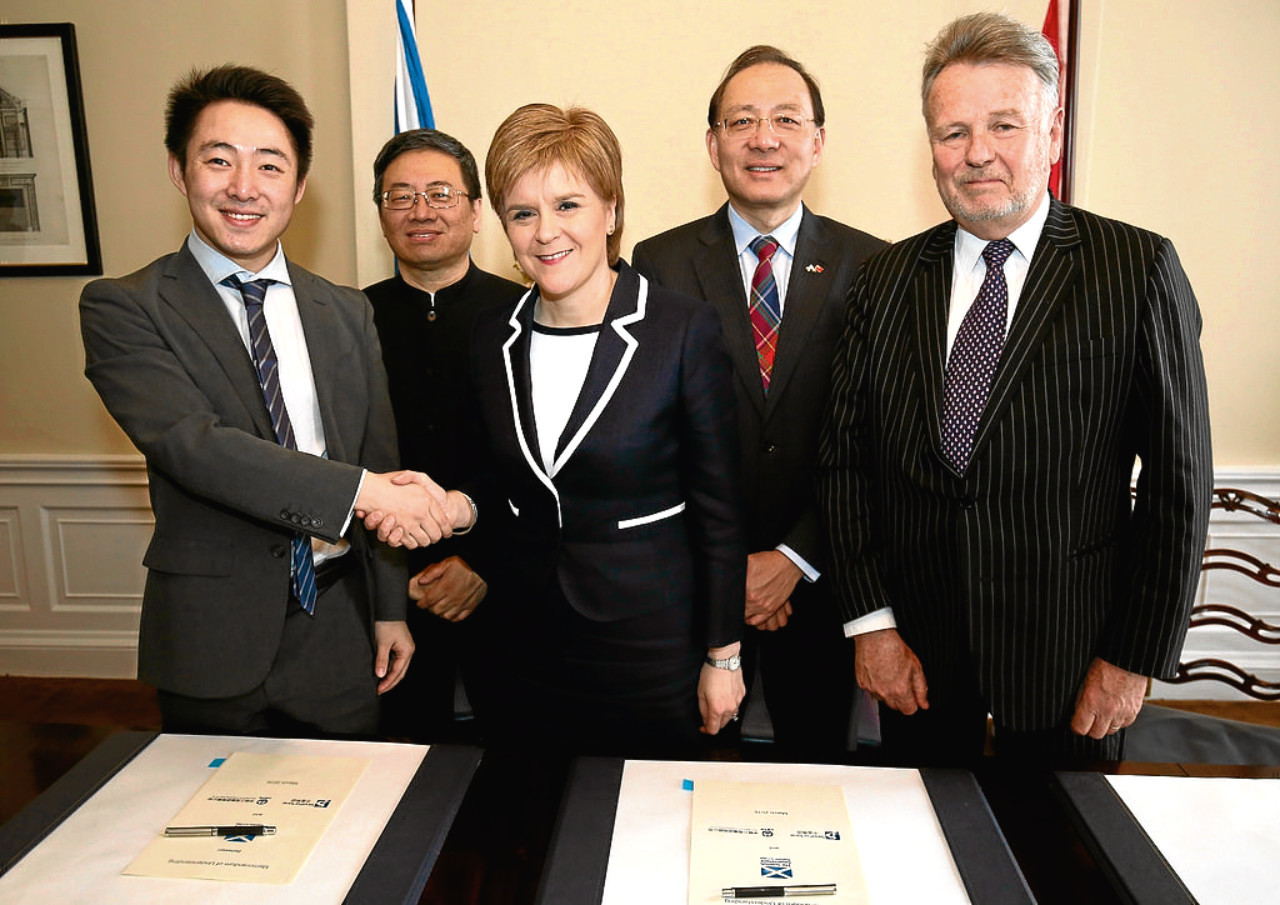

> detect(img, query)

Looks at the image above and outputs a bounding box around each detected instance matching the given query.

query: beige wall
[0,0,357,456]
[2,0,1276,466]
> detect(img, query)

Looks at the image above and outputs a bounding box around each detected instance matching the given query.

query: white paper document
[1107,774,1280,905]
[0,734,427,905]
[123,751,369,884]
[600,760,970,905]
[689,779,867,904]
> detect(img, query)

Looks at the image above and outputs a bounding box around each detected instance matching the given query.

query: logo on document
[223,833,259,844]
[760,858,793,879]
[283,798,332,808]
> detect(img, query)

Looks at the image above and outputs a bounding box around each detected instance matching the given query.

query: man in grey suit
[818,13,1212,763]
[633,46,885,756]
[80,66,460,737]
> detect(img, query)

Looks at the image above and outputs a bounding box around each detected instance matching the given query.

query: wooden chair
[1160,487,1280,700]
[1127,487,1280,764]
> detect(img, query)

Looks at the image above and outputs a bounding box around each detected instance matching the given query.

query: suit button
[299,516,312,528]
[958,496,975,510]
[312,517,324,529]
[271,546,287,558]
[280,509,291,520]
[762,443,777,455]
[290,514,302,525]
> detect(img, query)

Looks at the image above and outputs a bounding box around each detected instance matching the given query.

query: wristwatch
[705,653,742,671]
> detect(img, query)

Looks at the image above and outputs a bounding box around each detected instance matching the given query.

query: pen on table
[722,884,837,899]
[163,825,277,837]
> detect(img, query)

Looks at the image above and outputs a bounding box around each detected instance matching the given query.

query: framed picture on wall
[0,23,101,276]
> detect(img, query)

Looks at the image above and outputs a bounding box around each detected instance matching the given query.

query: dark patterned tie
[223,275,318,613]
[749,235,782,393]
[940,238,1016,473]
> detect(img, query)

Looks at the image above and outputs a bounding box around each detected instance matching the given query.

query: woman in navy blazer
[462,104,747,754]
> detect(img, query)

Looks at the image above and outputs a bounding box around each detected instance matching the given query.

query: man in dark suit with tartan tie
[634,46,885,756]
[80,66,471,737]
[818,12,1212,763]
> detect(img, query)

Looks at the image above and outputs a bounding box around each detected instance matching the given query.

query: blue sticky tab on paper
[208,757,226,768]
[682,779,694,791]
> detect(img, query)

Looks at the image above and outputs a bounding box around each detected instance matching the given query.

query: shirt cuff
[776,544,819,583]
[341,469,367,536]
[843,607,896,637]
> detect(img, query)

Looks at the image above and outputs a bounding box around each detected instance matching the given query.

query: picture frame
[0,23,101,276]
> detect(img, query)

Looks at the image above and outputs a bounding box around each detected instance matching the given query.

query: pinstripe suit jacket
[818,199,1212,731]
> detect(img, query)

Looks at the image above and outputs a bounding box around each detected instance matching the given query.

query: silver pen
[722,884,837,898]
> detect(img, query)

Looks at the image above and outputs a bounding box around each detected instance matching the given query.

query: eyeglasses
[379,185,471,210]
[715,114,816,138]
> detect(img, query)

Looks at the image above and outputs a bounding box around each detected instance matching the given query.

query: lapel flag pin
[805,263,825,273]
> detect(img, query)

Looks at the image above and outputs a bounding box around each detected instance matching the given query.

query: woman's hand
[698,643,745,735]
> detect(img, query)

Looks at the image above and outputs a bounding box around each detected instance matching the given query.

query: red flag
[1042,0,1068,199]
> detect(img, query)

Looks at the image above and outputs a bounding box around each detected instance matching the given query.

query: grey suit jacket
[81,244,404,698]
[817,199,1213,731]
[633,203,886,566]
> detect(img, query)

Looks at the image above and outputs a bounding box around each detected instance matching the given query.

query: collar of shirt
[728,203,804,312]
[945,191,1052,361]
[395,257,477,309]
[186,230,292,289]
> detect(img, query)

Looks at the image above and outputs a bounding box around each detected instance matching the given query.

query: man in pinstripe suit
[818,12,1212,763]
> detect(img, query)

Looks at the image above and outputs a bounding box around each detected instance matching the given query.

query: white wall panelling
[0,456,149,677]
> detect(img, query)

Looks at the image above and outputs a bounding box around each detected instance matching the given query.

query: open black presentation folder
[535,757,1036,905]
[0,731,481,905]
[1053,772,1198,905]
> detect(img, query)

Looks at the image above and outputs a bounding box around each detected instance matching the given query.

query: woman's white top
[529,321,602,473]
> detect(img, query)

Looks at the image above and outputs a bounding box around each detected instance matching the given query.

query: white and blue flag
[394,0,435,132]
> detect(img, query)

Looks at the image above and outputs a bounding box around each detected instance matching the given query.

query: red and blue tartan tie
[749,235,782,393]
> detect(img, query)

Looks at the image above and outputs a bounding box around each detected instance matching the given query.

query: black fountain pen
[722,884,837,898]
[164,824,277,837]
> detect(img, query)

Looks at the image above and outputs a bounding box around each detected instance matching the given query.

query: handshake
[355,470,474,549]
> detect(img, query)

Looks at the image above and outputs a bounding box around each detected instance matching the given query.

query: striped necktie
[940,238,1016,473]
[749,235,782,393]
[223,275,318,613]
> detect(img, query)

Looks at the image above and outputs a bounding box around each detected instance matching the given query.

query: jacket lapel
[551,266,646,476]
[692,206,766,414]
[160,246,277,442]
[501,288,550,488]
[968,199,1080,463]
[289,264,347,460]
[913,222,958,460]
[766,204,828,417]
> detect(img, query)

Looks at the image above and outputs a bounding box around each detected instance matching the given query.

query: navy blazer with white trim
[465,262,746,648]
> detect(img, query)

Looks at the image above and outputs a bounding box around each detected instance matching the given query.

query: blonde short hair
[485,104,625,265]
